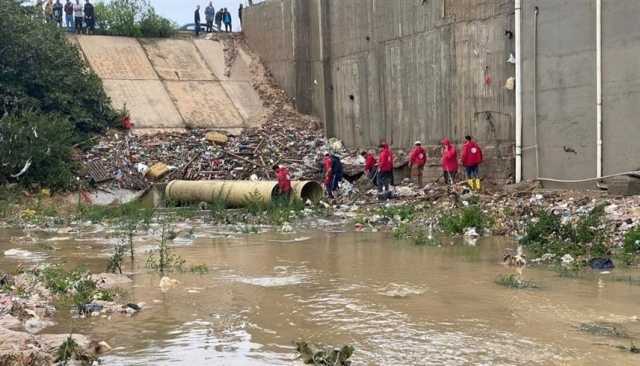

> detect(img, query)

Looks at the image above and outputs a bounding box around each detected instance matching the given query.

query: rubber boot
[467,179,475,190]
[474,179,481,191]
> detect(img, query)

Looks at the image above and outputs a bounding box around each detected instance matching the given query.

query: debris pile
[81,121,332,190]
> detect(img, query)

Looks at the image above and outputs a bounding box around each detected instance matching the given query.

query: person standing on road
[215,8,223,32]
[461,135,483,191]
[440,138,458,186]
[238,4,243,25]
[223,8,232,32]
[84,0,94,34]
[73,0,83,34]
[53,0,63,27]
[377,142,394,200]
[64,0,74,31]
[194,5,201,36]
[205,2,215,33]
[409,141,427,187]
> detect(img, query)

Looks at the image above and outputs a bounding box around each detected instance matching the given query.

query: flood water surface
[2,224,640,365]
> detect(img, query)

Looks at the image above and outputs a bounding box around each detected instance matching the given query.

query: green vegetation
[378,204,415,222]
[392,222,438,246]
[439,205,492,235]
[495,274,539,289]
[0,0,118,189]
[145,223,185,273]
[95,0,177,38]
[107,243,126,274]
[621,227,640,264]
[55,336,81,364]
[520,205,610,260]
[189,264,209,275]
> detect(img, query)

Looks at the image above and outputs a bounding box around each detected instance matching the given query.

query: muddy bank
[0,268,136,365]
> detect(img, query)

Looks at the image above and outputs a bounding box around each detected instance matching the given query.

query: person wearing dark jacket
[53,0,63,27]
[194,5,201,36]
[330,154,344,196]
[205,2,215,33]
[215,9,223,32]
[223,8,232,32]
[238,4,243,25]
[64,0,73,31]
[84,0,94,34]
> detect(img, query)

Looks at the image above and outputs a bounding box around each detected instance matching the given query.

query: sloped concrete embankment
[72,34,266,132]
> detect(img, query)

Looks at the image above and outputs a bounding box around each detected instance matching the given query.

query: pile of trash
[80,120,341,190]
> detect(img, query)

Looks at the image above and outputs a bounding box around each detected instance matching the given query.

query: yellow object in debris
[205,131,229,145]
[40,188,51,197]
[147,163,171,179]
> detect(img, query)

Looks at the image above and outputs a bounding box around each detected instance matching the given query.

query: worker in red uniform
[273,165,292,198]
[440,138,458,186]
[461,135,483,191]
[409,141,427,187]
[361,150,377,185]
[377,143,394,200]
[322,152,334,198]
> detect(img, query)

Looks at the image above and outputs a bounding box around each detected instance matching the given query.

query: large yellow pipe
[165,180,323,207]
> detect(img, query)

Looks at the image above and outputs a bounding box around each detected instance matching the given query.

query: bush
[440,205,492,235]
[520,204,610,259]
[0,0,117,189]
[0,112,75,189]
[95,0,176,38]
[623,227,640,255]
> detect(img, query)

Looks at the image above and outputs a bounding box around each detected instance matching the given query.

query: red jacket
[323,156,333,184]
[441,138,458,172]
[409,146,427,167]
[276,167,292,193]
[462,140,483,167]
[378,145,394,173]
[364,153,376,173]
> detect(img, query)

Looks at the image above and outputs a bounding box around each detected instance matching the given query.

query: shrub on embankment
[95,0,177,38]
[0,0,118,189]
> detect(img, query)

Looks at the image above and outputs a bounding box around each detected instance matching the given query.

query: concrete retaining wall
[521,0,640,185]
[245,0,516,183]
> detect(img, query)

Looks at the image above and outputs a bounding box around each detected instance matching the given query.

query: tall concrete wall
[245,0,516,182]
[520,0,640,184]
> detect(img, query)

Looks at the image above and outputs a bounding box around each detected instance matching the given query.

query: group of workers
[38,0,94,34]
[195,2,241,36]
[327,136,484,200]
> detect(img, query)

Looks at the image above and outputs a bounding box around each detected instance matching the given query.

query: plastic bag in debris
[328,137,344,152]
[505,77,515,90]
[135,163,149,175]
[507,53,516,64]
[337,181,356,196]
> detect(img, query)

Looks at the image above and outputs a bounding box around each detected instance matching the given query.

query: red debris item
[121,115,133,130]
[484,66,492,86]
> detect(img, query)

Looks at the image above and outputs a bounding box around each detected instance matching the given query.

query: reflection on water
[2,224,640,365]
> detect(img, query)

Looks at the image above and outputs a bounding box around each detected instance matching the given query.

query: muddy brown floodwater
[2,223,640,365]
